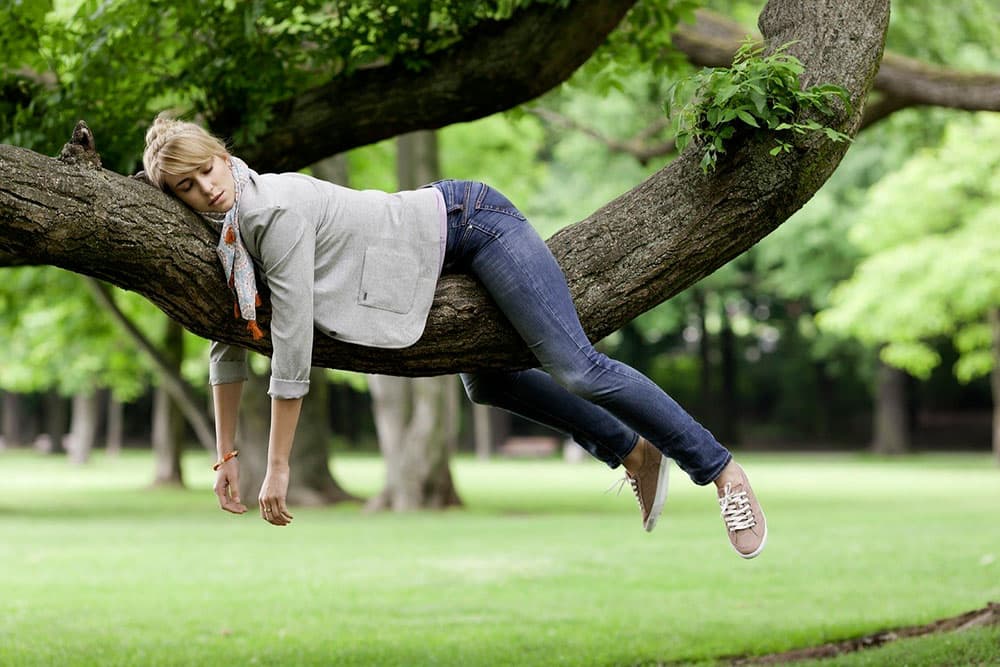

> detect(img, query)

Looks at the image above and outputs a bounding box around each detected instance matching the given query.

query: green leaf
[735,109,759,127]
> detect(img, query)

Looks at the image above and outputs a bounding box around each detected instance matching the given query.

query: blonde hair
[142,113,229,190]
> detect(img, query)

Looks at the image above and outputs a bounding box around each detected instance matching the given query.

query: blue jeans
[431,180,731,485]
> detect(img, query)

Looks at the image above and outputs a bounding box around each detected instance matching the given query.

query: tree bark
[0,0,890,377]
[872,358,911,455]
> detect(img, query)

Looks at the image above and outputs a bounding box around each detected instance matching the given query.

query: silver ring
[264,508,271,514]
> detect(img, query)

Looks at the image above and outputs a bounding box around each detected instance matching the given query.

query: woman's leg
[461,368,638,468]
[455,187,730,486]
[435,180,764,553]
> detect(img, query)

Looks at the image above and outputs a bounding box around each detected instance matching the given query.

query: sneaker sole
[734,509,768,559]
[643,455,670,532]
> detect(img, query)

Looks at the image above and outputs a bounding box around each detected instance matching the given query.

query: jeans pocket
[474,184,526,221]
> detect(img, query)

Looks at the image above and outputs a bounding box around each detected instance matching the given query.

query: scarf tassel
[247,320,264,340]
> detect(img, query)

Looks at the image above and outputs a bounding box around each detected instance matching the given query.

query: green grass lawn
[0,450,997,666]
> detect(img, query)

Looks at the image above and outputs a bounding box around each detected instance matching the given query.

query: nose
[194,174,214,196]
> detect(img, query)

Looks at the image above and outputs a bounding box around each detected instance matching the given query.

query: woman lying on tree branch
[142,114,767,559]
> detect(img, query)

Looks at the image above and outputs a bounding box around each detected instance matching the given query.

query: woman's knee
[548,364,601,402]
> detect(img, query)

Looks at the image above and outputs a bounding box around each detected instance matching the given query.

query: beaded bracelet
[213,449,239,471]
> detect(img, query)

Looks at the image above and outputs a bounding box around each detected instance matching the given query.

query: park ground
[0,450,998,666]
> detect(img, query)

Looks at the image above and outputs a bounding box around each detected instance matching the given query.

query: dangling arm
[211,377,248,514]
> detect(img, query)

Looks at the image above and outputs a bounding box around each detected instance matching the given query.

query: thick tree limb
[229,0,638,172]
[673,9,1000,128]
[0,0,889,376]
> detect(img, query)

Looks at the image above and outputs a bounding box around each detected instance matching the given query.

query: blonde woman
[142,114,767,559]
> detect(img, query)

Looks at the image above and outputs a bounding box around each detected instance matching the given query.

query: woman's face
[163,154,235,213]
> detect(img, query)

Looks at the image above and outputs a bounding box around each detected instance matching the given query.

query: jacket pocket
[357,245,419,314]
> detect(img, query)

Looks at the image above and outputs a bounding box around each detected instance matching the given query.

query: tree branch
[228,0,638,172]
[526,107,676,165]
[1,0,889,376]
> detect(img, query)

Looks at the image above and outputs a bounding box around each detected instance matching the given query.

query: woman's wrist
[213,449,240,471]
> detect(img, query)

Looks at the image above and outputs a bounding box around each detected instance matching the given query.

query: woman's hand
[213,459,247,514]
[259,464,294,526]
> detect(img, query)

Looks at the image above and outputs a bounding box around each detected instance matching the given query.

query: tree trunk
[288,368,359,506]
[0,0,890,376]
[718,302,740,445]
[151,320,185,486]
[66,390,100,464]
[872,357,910,455]
[151,386,184,485]
[39,389,67,453]
[473,403,493,460]
[366,375,462,511]
[989,307,1000,466]
[1,391,21,449]
[236,364,357,506]
[105,392,123,456]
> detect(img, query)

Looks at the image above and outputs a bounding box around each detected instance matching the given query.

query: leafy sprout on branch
[665,39,853,173]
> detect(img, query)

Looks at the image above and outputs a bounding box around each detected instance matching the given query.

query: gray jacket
[209,170,444,399]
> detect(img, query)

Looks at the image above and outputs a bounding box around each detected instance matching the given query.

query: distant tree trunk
[236,367,270,504]
[288,368,359,505]
[1,391,22,449]
[39,389,67,453]
[473,403,493,460]
[105,393,124,456]
[718,302,740,445]
[872,357,910,454]
[66,390,100,464]
[695,290,712,418]
[989,307,1000,466]
[151,320,185,486]
[366,375,461,510]
[237,365,358,506]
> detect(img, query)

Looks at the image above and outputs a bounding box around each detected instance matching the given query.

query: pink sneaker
[624,438,670,532]
[717,463,767,558]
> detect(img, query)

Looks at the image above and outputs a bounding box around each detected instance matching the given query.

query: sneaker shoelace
[719,482,756,532]
[607,474,644,511]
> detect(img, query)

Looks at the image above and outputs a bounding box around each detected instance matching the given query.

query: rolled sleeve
[255,206,315,400]
[209,341,248,385]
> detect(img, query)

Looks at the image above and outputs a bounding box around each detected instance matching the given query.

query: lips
[209,191,224,207]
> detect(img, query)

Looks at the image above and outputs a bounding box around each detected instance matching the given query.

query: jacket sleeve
[254,206,315,399]
[209,341,248,385]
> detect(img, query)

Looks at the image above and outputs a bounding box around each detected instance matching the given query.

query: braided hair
[142,113,229,191]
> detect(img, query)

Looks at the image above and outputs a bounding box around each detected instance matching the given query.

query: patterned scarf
[205,156,264,340]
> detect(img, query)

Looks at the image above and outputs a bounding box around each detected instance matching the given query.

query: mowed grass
[0,450,998,666]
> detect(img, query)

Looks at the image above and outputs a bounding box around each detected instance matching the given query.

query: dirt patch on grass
[723,601,999,665]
